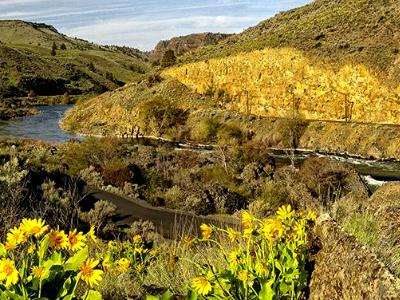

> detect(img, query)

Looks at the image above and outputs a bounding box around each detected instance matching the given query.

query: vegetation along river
[0,105,399,190]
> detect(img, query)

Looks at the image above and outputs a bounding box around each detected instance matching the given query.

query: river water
[0,105,78,142]
[0,105,399,188]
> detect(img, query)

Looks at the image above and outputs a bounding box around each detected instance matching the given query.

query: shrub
[249,182,289,218]
[164,185,186,209]
[79,200,117,236]
[137,97,187,136]
[216,124,243,144]
[160,50,176,68]
[101,160,132,188]
[190,118,220,142]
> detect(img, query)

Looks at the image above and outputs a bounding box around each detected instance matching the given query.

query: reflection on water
[0,105,79,143]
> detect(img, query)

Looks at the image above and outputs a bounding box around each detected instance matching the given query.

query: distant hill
[0,20,151,98]
[182,0,400,85]
[149,32,232,61]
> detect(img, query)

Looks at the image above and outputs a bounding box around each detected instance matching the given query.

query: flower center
[81,265,93,277]
[4,263,13,276]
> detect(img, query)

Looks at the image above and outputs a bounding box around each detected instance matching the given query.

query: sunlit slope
[183,0,400,85]
[164,48,400,125]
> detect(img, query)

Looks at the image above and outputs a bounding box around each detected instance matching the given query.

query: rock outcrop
[150,32,231,61]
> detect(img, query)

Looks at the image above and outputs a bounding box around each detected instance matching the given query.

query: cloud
[63,15,256,50]
[0,0,313,50]
[0,0,50,5]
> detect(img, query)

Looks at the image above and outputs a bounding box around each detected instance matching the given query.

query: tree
[60,43,67,50]
[160,49,176,68]
[51,42,57,56]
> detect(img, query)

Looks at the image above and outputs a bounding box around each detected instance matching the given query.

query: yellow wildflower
[276,205,295,221]
[262,219,284,242]
[200,224,212,240]
[150,249,159,257]
[48,230,68,250]
[228,251,241,268]
[86,226,97,243]
[227,227,237,242]
[192,277,212,296]
[307,211,317,222]
[27,244,36,254]
[102,256,111,272]
[136,263,145,273]
[31,266,44,279]
[117,258,131,273]
[0,259,19,287]
[134,246,143,254]
[242,211,254,229]
[255,262,268,276]
[6,227,26,247]
[132,235,142,244]
[67,229,86,252]
[108,241,116,249]
[4,240,17,251]
[238,271,248,282]
[20,218,48,237]
[79,258,103,288]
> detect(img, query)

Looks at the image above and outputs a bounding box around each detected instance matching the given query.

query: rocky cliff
[149,32,231,61]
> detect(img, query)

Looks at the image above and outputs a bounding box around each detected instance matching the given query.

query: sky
[0,0,313,51]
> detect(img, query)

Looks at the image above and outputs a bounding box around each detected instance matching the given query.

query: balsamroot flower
[67,229,86,252]
[0,259,19,287]
[20,218,48,238]
[200,224,213,240]
[48,230,68,250]
[192,276,212,296]
[79,259,103,288]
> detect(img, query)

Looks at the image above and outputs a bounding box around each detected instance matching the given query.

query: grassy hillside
[0,20,151,98]
[182,0,400,85]
[61,77,215,137]
[164,47,400,125]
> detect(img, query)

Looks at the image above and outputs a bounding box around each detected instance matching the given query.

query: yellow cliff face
[163,48,400,125]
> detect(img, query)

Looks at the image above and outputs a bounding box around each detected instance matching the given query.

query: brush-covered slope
[61,77,214,137]
[182,0,400,85]
[163,0,400,125]
[0,20,151,98]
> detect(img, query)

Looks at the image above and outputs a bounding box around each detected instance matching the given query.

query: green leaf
[64,247,89,272]
[0,243,6,258]
[85,290,103,300]
[145,296,158,300]
[38,236,49,261]
[187,290,198,300]
[161,290,173,300]
[259,279,276,300]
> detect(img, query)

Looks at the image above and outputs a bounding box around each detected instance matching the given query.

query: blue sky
[0,0,313,50]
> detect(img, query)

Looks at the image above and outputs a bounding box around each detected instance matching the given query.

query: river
[0,105,78,142]
[0,105,398,189]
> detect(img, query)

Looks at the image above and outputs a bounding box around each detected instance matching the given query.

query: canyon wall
[164,48,400,125]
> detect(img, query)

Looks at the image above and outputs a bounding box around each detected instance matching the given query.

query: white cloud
[0,0,50,5]
[63,15,256,50]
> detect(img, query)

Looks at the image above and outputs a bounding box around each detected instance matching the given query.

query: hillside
[149,32,232,61]
[61,77,215,137]
[182,0,400,85]
[0,20,151,98]
[62,0,400,160]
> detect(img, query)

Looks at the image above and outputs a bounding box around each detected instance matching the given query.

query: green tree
[51,42,57,56]
[160,49,176,68]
